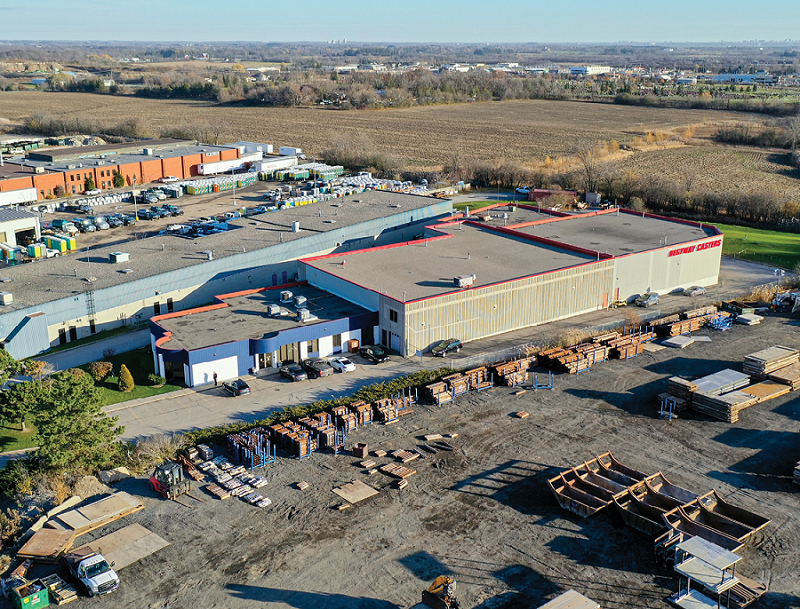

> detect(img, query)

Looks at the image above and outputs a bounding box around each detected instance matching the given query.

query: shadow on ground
[225,584,401,609]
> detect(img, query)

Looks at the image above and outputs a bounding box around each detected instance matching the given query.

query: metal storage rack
[670,536,741,609]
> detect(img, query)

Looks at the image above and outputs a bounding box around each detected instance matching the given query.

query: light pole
[133,175,138,220]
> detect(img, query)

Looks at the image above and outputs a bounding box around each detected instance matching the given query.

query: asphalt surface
[103,256,778,442]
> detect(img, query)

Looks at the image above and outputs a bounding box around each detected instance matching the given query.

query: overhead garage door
[191,356,238,387]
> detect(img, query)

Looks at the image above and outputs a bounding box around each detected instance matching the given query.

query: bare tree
[572,145,601,194]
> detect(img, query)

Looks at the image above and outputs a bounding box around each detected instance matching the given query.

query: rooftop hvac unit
[291,221,300,233]
[280,290,293,303]
[109,251,130,264]
[454,274,476,289]
[143,148,154,156]
[266,303,280,317]
[201,250,213,260]
[293,295,307,308]
[34,167,45,174]
[0,292,12,305]
[298,308,312,322]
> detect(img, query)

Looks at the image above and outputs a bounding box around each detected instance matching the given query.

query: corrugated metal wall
[403,261,614,355]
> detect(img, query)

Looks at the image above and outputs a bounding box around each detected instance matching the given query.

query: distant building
[712,71,774,85]
[676,77,697,85]
[569,66,613,76]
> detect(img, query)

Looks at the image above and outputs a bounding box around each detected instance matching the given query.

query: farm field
[0,92,750,167]
[602,144,800,201]
[715,221,800,269]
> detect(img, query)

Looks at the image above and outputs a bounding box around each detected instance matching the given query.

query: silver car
[635,292,660,307]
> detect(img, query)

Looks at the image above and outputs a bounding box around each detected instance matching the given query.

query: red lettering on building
[668,239,721,258]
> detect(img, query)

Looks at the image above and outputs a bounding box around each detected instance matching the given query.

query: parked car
[515,186,531,195]
[103,215,123,228]
[635,292,660,307]
[161,204,184,216]
[222,378,251,396]
[147,189,167,201]
[608,299,628,309]
[118,214,137,226]
[329,357,356,373]
[83,189,102,196]
[279,364,307,382]
[77,204,93,214]
[159,176,179,183]
[360,345,389,364]
[432,338,463,357]
[148,206,167,218]
[301,358,334,379]
[683,285,706,297]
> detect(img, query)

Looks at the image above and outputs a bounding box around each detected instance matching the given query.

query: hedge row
[183,367,455,447]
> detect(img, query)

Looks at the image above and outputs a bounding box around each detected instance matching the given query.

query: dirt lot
[24,314,800,609]
[0,92,750,167]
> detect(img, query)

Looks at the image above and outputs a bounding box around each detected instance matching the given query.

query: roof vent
[0,278,11,283]
[454,274,476,289]
[280,290,293,303]
[0,292,12,305]
[120,269,134,274]
[201,250,213,260]
[294,295,307,308]
[291,221,300,233]
[34,167,45,174]
[266,304,280,317]
[109,251,130,264]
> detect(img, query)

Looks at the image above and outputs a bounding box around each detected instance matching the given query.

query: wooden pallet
[380,463,417,479]
[40,574,78,605]
[205,484,231,500]
[390,450,420,463]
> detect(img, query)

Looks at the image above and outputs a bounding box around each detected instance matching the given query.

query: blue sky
[1,0,798,43]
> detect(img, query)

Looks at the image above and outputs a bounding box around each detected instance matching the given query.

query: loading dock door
[390,332,401,352]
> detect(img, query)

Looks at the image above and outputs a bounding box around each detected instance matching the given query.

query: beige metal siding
[404,261,614,355]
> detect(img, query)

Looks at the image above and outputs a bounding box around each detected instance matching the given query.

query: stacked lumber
[40,574,78,606]
[463,366,493,390]
[767,362,800,389]
[348,400,373,425]
[668,377,698,404]
[743,346,800,378]
[442,373,470,397]
[390,449,420,463]
[380,463,417,479]
[425,382,452,405]
[491,357,535,385]
[656,317,707,337]
[683,305,718,319]
[373,398,400,421]
[536,347,567,368]
[658,392,689,413]
[593,332,620,343]
[205,484,231,500]
[740,380,792,404]
[692,390,758,423]
[650,313,682,327]
[694,369,751,395]
[47,492,144,536]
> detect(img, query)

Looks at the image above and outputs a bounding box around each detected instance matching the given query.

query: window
[167,298,174,313]
[333,334,342,348]
[40,190,45,198]
[389,309,398,323]
[307,339,319,354]
[154,302,161,315]
[70,175,75,182]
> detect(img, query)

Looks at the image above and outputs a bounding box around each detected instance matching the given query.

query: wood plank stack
[656,317,707,337]
[40,574,78,606]
[740,380,792,404]
[442,373,470,397]
[380,463,417,479]
[668,377,698,404]
[650,313,682,327]
[692,390,758,423]
[658,392,689,413]
[425,381,451,404]
[743,346,800,379]
[463,366,493,390]
[373,398,400,421]
[683,305,718,319]
[767,362,800,389]
[491,357,535,385]
[593,332,620,343]
[348,400,373,425]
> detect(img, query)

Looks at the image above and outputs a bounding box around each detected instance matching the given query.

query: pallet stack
[373,397,401,420]
[331,405,359,432]
[390,449,420,463]
[656,317,707,337]
[227,429,273,468]
[743,346,800,380]
[463,366,493,391]
[348,400,373,426]
[767,362,800,389]
[442,373,471,397]
[380,463,417,479]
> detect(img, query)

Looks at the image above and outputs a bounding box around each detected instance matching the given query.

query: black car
[301,358,334,379]
[138,210,159,221]
[432,338,462,357]
[360,345,389,364]
[162,204,184,216]
[119,214,137,226]
[222,378,251,396]
[279,364,308,382]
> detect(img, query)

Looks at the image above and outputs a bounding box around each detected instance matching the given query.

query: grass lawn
[452,201,505,212]
[0,419,37,453]
[79,347,182,407]
[41,325,138,356]
[715,223,800,270]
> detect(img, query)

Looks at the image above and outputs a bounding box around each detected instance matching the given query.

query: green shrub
[147,373,166,386]
[118,364,135,392]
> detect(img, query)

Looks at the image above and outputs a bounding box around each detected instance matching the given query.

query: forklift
[413,576,461,609]
[149,461,205,508]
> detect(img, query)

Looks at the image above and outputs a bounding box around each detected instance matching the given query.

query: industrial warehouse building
[151,283,376,386]
[151,203,724,385]
[0,191,451,359]
[0,139,277,200]
[300,205,723,356]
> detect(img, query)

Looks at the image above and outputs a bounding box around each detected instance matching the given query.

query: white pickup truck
[62,548,119,597]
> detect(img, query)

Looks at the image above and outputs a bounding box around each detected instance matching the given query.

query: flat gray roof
[0,191,445,311]
[157,284,369,351]
[512,210,716,256]
[304,222,596,302]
